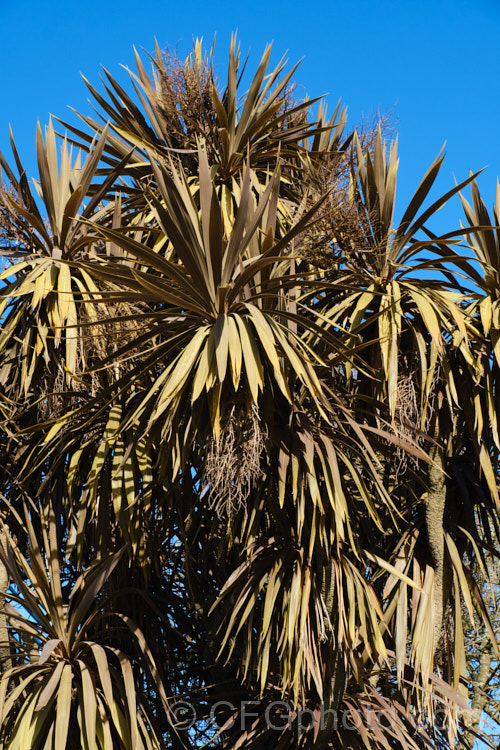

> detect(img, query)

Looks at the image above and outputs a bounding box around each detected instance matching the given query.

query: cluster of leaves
[0,35,499,749]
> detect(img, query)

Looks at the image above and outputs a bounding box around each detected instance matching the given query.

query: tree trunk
[426,439,449,655]
[459,630,492,749]
[0,525,11,673]
[314,559,347,749]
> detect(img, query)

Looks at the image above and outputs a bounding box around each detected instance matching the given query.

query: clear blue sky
[1,0,499,234]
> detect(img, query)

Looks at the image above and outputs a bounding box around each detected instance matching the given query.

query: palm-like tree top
[0,36,499,750]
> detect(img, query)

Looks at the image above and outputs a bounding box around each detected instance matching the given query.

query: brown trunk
[459,630,492,749]
[0,525,11,673]
[426,439,448,654]
[314,560,347,749]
